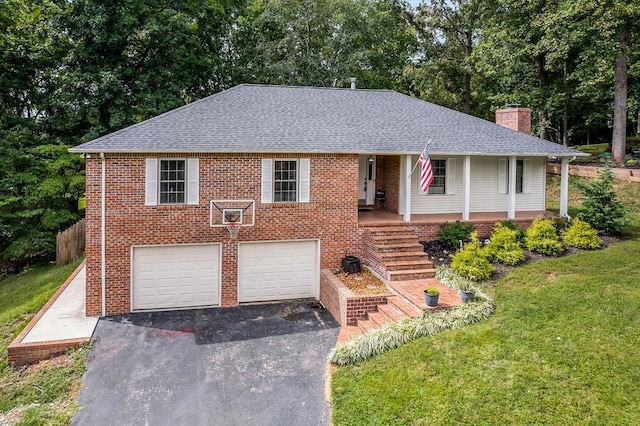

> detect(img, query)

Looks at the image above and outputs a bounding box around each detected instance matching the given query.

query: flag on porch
[418,149,434,192]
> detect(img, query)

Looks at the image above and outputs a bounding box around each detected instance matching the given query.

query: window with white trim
[145,158,199,206]
[160,159,186,204]
[261,158,310,204]
[499,158,531,194]
[274,160,298,202]
[428,159,446,194]
[515,159,524,193]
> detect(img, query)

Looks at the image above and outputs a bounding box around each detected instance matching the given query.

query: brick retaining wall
[320,269,391,326]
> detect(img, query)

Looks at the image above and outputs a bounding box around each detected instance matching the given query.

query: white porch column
[463,155,471,221]
[404,154,412,222]
[508,155,517,219]
[560,157,570,217]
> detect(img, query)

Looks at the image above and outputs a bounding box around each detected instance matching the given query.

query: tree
[231,0,417,89]
[51,0,242,142]
[417,0,486,114]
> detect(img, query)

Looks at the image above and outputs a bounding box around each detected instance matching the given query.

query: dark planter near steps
[460,290,475,303]
[424,292,439,307]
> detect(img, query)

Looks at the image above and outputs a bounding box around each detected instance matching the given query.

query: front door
[358,155,376,205]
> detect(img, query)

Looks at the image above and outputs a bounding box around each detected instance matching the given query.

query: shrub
[425,286,439,295]
[576,165,628,235]
[562,218,602,250]
[524,218,563,256]
[437,220,474,251]
[450,232,494,281]
[485,223,525,265]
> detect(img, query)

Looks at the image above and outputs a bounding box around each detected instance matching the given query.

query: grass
[0,259,89,425]
[331,240,640,425]
[332,175,640,424]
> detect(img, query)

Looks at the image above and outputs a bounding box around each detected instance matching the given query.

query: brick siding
[85,153,360,316]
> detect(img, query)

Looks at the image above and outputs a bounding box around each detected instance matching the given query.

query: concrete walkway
[22,265,98,343]
[8,262,99,365]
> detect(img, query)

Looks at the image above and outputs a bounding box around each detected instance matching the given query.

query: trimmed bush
[485,223,525,265]
[437,220,474,251]
[524,218,563,256]
[450,232,494,281]
[562,218,602,250]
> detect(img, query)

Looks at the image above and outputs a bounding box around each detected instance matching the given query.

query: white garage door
[238,240,319,303]
[132,244,221,311]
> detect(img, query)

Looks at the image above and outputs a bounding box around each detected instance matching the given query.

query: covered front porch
[358,153,573,225]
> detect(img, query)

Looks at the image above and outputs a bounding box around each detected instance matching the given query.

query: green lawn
[0,259,89,425]
[332,240,640,424]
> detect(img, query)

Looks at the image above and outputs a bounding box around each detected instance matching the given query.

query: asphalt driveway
[73,301,340,426]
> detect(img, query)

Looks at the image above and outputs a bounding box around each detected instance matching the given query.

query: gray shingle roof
[70,84,585,157]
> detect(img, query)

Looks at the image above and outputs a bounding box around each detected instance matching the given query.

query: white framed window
[499,158,531,194]
[261,158,310,204]
[274,159,298,202]
[418,158,455,195]
[145,158,199,205]
[428,159,446,194]
[160,159,186,204]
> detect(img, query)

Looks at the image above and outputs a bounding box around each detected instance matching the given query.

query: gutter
[100,153,106,317]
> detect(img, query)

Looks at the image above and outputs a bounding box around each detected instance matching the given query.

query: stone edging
[7,261,89,366]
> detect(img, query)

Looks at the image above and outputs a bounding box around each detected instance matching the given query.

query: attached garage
[131,244,221,311]
[238,240,319,303]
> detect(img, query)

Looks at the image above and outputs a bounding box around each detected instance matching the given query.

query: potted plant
[423,286,440,307]
[458,279,475,303]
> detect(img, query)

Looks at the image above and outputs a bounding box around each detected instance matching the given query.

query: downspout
[100,153,106,317]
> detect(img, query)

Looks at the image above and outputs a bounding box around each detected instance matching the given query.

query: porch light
[368,155,374,163]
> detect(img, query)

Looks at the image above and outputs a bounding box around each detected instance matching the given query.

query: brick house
[70,84,585,317]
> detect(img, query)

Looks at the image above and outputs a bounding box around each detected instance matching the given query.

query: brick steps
[385,259,433,271]
[388,269,436,281]
[337,295,424,345]
[365,226,434,281]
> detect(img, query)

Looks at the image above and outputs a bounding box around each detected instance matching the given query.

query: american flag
[418,150,434,192]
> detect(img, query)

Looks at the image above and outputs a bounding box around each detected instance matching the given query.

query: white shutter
[498,159,507,194]
[523,159,532,194]
[145,158,158,205]
[299,158,310,203]
[187,158,199,205]
[446,158,456,195]
[261,159,273,204]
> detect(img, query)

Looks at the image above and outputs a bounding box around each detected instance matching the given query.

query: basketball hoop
[225,222,241,240]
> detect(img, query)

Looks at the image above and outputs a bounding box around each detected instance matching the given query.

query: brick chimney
[495,104,531,135]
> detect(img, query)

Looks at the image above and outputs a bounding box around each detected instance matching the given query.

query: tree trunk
[637,108,640,136]
[612,29,628,166]
[536,53,549,140]
[463,31,472,114]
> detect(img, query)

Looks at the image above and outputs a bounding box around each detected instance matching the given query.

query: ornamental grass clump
[485,222,525,265]
[328,267,494,366]
[562,218,602,250]
[450,232,493,281]
[524,218,563,256]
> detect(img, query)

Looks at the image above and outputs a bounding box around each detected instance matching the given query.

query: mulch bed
[334,269,389,295]
[421,235,622,282]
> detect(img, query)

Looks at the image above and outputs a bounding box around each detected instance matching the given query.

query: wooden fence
[56,218,85,266]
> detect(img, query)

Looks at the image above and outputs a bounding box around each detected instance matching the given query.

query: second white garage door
[238,240,319,303]
[132,244,221,311]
